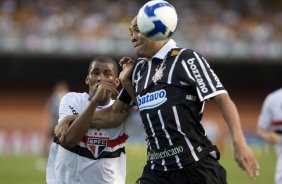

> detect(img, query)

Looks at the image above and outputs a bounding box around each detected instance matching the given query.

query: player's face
[129,17,166,58]
[86,61,118,100]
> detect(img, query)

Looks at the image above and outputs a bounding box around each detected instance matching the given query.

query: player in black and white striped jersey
[116,16,260,184]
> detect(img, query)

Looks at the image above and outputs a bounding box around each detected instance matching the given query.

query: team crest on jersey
[137,89,167,110]
[134,72,142,86]
[152,63,166,83]
[87,136,108,158]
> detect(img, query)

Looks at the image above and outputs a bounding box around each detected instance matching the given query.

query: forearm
[121,80,136,103]
[63,99,99,147]
[257,127,280,144]
[90,99,131,128]
[256,128,270,142]
[214,94,260,179]
[214,94,246,145]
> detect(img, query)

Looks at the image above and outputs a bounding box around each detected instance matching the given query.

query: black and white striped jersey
[121,39,227,171]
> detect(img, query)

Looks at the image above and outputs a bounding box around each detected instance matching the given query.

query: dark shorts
[136,156,227,184]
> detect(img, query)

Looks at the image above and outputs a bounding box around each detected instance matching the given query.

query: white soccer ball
[137,0,178,41]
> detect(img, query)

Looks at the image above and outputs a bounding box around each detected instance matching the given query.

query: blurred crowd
[0,0,282,59]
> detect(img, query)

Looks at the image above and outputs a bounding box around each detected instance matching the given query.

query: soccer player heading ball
[118,0,260,183]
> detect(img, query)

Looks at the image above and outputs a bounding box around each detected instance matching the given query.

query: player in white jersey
[257,88,282,184]
[46,56,144,184]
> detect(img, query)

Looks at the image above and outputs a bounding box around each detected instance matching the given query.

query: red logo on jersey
[87,136,108,158]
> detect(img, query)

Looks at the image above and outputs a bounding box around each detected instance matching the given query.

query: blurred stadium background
[0,0,281,183]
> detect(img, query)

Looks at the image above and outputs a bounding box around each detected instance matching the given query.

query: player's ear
[85,75,89,85]
[115,78,121,87]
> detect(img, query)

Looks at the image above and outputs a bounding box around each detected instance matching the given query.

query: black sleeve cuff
[117,88,132,104]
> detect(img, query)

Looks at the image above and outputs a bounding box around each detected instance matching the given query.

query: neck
[148,40,168,58]
[98,97,111,106]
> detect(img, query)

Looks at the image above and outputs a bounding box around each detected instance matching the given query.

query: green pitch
[0,144,275,184]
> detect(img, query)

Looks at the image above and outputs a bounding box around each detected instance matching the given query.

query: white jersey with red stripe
[46,92,144,184]
[258,88,282,134]
[258,88,282,184]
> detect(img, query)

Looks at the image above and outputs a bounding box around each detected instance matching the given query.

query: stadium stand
[0,0,281,59]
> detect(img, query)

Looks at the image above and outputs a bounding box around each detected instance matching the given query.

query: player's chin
[135,46,145,58]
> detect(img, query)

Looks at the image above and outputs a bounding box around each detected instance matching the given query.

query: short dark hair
[88,56,119,76]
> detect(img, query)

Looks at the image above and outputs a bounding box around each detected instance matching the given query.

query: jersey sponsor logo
[137,89,167,110]
[87,136,108,158]
[186,58,209,93]
[152,63,166,83]
[210,69,223,88]
[148,146,184,160]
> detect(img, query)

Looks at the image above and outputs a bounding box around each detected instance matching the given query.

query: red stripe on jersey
[107,134,128,148]
[81,134,128,148]
[272,121,282,126]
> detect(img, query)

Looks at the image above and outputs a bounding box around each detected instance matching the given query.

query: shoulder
[266,88,282,101]
[62,92,79,100]
[167,48,205,63]
[61,92,88,103]
[272,88,282,96]
[179,48,204,59]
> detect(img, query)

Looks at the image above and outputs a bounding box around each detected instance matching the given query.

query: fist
[119,57,134,83]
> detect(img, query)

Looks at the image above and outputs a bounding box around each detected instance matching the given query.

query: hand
[54,115,77,143]
[92,80,119,102]
[233,143,260,180]
[268,131,280,145]
[119,57,134,84]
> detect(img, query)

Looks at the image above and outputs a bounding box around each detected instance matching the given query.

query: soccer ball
[137,0,178,41]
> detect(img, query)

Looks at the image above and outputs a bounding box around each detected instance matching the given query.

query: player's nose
[97,74,108,82]
[131,32,138,42]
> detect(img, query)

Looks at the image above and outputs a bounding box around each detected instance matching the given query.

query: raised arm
[89,98,132,128]
[119,57,136,102]
[54,96,132,147]
[60,81,118,147]
[213,93,260,180]
[55,57,136,147]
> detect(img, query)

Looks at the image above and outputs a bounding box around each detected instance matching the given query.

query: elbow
[61,134,78,148]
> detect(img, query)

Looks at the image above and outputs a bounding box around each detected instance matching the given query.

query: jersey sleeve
[179,50,227,101]
[123,107,145,136]
[257,95,272,129]
[58,92,80,122]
